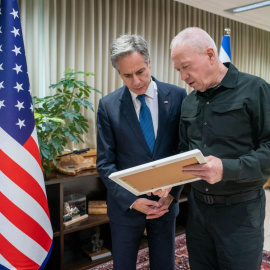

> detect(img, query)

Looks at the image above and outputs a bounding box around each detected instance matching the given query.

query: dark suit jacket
[97,77,187,226]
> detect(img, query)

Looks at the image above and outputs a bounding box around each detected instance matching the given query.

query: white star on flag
[0,100,5,109]
[13,63,22,74]
[15,100,25,111]
[12,45,21,55]
[0,81,4,89]
[10,8,19,19]
[11,26,20,37]
[0,45,2,52]
[0,63,3,70]
[16,118,26,128]
[14,82,23,92]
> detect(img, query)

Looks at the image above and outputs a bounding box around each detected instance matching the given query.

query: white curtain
[17,0,270,149]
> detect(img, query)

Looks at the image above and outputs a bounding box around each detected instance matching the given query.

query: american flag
[0,1,53,269]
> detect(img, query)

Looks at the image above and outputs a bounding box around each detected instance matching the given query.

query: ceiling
[175,0,270,32]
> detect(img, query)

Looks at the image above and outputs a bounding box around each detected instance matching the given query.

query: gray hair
[110,34,150,71]
[170,27,218,55]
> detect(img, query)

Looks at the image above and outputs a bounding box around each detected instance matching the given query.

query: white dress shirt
[128,80,158,209]
[129,80,159,138]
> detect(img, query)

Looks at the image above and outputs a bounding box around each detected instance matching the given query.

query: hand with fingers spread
[182,155,223,184]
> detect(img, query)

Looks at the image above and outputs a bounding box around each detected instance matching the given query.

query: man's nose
[133,75,140,85]
[180,71,188,81]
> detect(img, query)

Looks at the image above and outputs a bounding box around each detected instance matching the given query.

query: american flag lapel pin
[164,101,168,104]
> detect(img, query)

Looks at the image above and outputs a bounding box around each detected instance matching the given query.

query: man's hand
[146,187,172,197]
[132,198,162,215]
[182,155,223,184]
[146,195,174,219]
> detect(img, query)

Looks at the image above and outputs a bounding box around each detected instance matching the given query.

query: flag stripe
[0,254,15,270]
[1,193,52,251]
[221,36,231,58]
[23,133,42,169]
[219,34,231,63]
[0,232,40,269]
[0,150,51,218]
[0,127,45,189]
[0,171,52,238]
[39,244,53,270]
[219,47,231,62]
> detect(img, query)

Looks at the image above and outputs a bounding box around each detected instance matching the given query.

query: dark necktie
[137,94,155,154]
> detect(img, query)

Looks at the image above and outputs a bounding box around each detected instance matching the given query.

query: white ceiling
[175,0,270,32]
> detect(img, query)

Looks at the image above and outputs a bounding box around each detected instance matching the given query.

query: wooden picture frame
[109,149,206,196]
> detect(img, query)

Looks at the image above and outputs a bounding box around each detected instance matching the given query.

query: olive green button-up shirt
[179,63,270,195]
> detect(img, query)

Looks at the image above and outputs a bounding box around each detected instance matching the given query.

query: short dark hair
[110,34,150,71]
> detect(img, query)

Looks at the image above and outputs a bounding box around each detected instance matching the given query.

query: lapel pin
[164,101,168,104]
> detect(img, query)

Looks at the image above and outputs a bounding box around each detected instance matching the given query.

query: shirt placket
[201,100,211,155]
[201,99,212,193]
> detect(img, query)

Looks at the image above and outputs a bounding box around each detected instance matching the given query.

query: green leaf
[34,69,100,175]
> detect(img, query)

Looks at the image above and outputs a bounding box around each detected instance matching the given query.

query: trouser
[110,218,176,270]
[186,188,266,270]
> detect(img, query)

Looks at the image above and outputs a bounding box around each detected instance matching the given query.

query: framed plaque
[109,149,206,196]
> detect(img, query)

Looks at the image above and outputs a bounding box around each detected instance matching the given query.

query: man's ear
[148,58,151,69]
[206,48,215,61]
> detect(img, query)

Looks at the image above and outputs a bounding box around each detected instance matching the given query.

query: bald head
[170,27,218,55]
[170,27,227,92]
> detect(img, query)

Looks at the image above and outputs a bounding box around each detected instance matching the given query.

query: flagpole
[219,28,232,63]
[224,28,231,36]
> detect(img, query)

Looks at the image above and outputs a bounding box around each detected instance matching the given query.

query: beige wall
[18,0,270,148]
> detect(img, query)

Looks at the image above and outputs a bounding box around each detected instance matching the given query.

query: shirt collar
[219,62,239,89]
[129,79,156,101]
[198,62,239,97]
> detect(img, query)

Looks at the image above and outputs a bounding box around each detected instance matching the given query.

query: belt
[193,188,262,205]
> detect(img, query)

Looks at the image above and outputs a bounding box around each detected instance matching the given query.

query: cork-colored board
[109,149,206,196]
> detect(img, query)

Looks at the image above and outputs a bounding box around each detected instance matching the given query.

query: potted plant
[33,69,101,177]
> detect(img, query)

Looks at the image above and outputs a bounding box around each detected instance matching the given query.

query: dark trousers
[110,218,176,270]
[186,189,266,270]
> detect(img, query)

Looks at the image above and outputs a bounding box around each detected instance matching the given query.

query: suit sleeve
[96,99,138,212]
[169,88,187,200]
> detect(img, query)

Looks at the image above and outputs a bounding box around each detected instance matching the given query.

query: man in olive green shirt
[170,27,270,270]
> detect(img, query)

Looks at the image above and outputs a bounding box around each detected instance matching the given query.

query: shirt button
[206,102,209,104]
[204,144,207,147]
[204,122,207,125]
[205,188,209,192]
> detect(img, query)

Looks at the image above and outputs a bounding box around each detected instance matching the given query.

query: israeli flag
[219,34,231,63]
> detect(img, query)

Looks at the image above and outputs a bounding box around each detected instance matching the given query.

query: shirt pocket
[181,107,202,139]
[210,102,250,138]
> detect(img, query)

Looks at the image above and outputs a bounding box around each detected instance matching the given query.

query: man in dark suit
[96,34,186,270]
